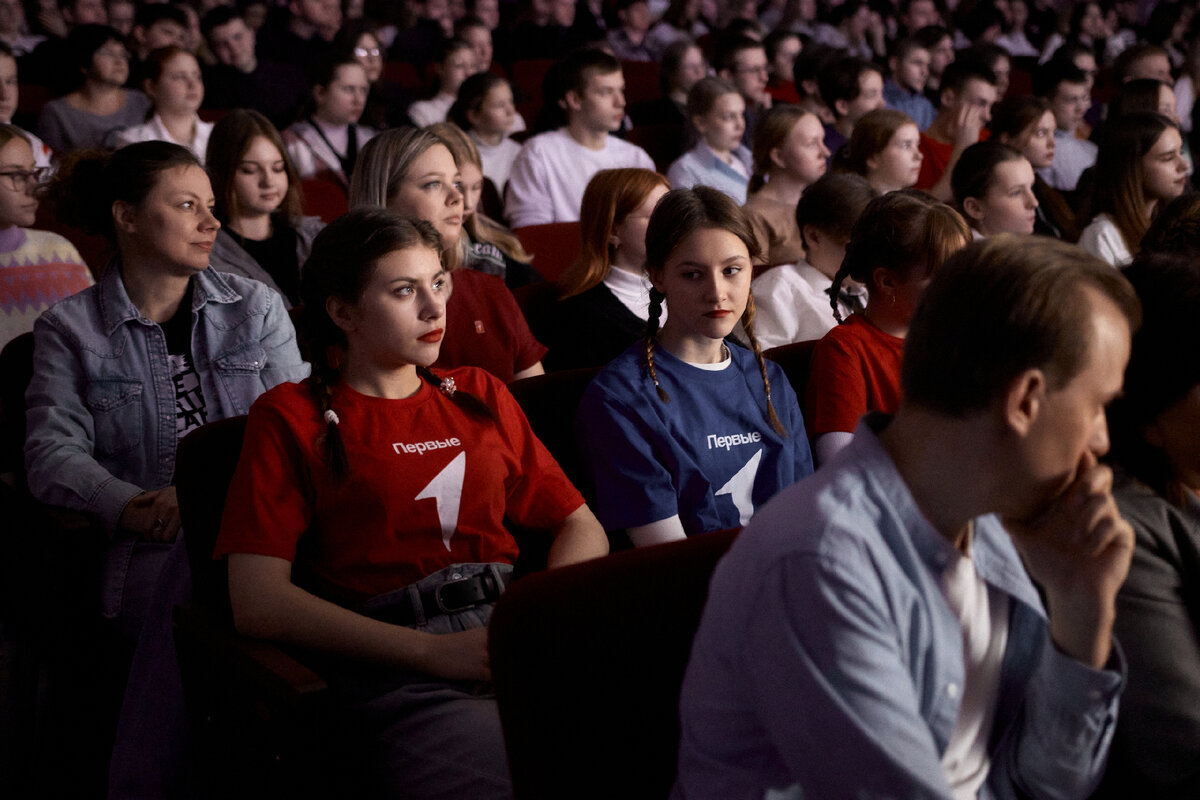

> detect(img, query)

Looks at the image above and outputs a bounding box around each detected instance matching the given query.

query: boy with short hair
[915,58,997,201]
[504,49,654,228]
[747,172,877,349]
[883,37,936,131]
[1033,60,1097,192]
[715,35,772,146]
[818,56,885,156]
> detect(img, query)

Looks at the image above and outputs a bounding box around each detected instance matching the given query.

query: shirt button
[947,683,960,699]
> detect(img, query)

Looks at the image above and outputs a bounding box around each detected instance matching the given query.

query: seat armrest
[173,603,328,704]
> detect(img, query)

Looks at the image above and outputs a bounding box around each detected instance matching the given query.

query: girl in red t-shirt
[805,190,969,465]
[216,209,607,799]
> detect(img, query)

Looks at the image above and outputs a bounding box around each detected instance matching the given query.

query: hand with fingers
[421,626,492,682]
[119,487,183,543]
[1005,451,1135,669]
[952,102,987,151]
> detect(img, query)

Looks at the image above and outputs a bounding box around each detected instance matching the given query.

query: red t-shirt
[215,368,583,603]
[916,129,990,192]
[804,313,904,437]
[434,268,547,383]
[916,132,955,192]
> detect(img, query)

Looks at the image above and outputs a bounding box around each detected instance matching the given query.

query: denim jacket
[24,263,309,614]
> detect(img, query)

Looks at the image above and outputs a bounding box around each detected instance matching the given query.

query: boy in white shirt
[504,48,654,229]
[748,173,877,349]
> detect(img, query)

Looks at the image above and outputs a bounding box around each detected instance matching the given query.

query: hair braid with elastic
[416,365,497,421]
[304,320,351,481]
[644,287,669,402]
[740,291,786,435]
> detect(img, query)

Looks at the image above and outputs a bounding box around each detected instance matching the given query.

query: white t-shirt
[743,260,865,349]
[472,132,522,193]
[1078,214,1132,268]
[504,128,655,228]
[937,542,1010,800]
[108,114,214,163]
[408,92,456,128]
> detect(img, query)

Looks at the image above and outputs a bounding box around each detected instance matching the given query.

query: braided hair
[643,186,786,435]
[830,190,971,323]
[299,208,495,480]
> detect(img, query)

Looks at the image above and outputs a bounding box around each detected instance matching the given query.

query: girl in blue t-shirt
[577,186,814,546]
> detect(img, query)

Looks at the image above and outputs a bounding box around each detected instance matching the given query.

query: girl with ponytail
[577,186,813,547]
[216,208,607,799]
[804,190,969,465]
[741,105,829,267]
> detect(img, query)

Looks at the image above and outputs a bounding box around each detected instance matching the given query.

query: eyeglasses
[354,46,381,59]
[735,64,770,76]
[0,167,48,191]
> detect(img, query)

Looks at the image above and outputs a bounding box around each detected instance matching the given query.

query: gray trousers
[329,562,514,800]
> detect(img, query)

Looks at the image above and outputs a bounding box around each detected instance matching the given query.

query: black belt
[367,571,509,627]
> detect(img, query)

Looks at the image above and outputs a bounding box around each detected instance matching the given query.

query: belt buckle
[434,577,477,614]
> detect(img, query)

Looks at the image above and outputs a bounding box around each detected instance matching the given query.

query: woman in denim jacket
[24,141,309,638]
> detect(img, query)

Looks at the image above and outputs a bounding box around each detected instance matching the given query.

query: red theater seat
[489,528,740,799]
[513,221,581,284]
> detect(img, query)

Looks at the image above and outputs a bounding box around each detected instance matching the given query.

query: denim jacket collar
[97,258,244,337]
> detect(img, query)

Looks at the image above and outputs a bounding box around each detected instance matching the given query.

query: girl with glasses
[0,123,91,349]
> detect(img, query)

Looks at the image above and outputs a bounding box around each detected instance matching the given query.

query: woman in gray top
[1102,252,1200,797]
[36,24,151,153]
[206,109,324,308]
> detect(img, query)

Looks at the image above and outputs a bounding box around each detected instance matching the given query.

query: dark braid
[829,259,854,324]
[416,365,497,421]
[740,291,787,435]
[644,287,669,402]
[300,304,352,480]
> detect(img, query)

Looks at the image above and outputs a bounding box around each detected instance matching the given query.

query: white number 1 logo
[715,448,762,526]
[415,451,466,551]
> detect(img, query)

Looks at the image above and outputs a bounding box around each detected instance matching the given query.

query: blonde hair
[426,121,532,263]
[348,127,463,269]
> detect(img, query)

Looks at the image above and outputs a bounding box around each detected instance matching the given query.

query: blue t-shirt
[576,341,813,534]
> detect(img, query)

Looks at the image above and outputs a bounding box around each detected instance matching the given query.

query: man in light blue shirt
[673,235,1139,800]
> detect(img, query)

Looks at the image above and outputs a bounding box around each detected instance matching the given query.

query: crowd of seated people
[2,0,1200,796]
